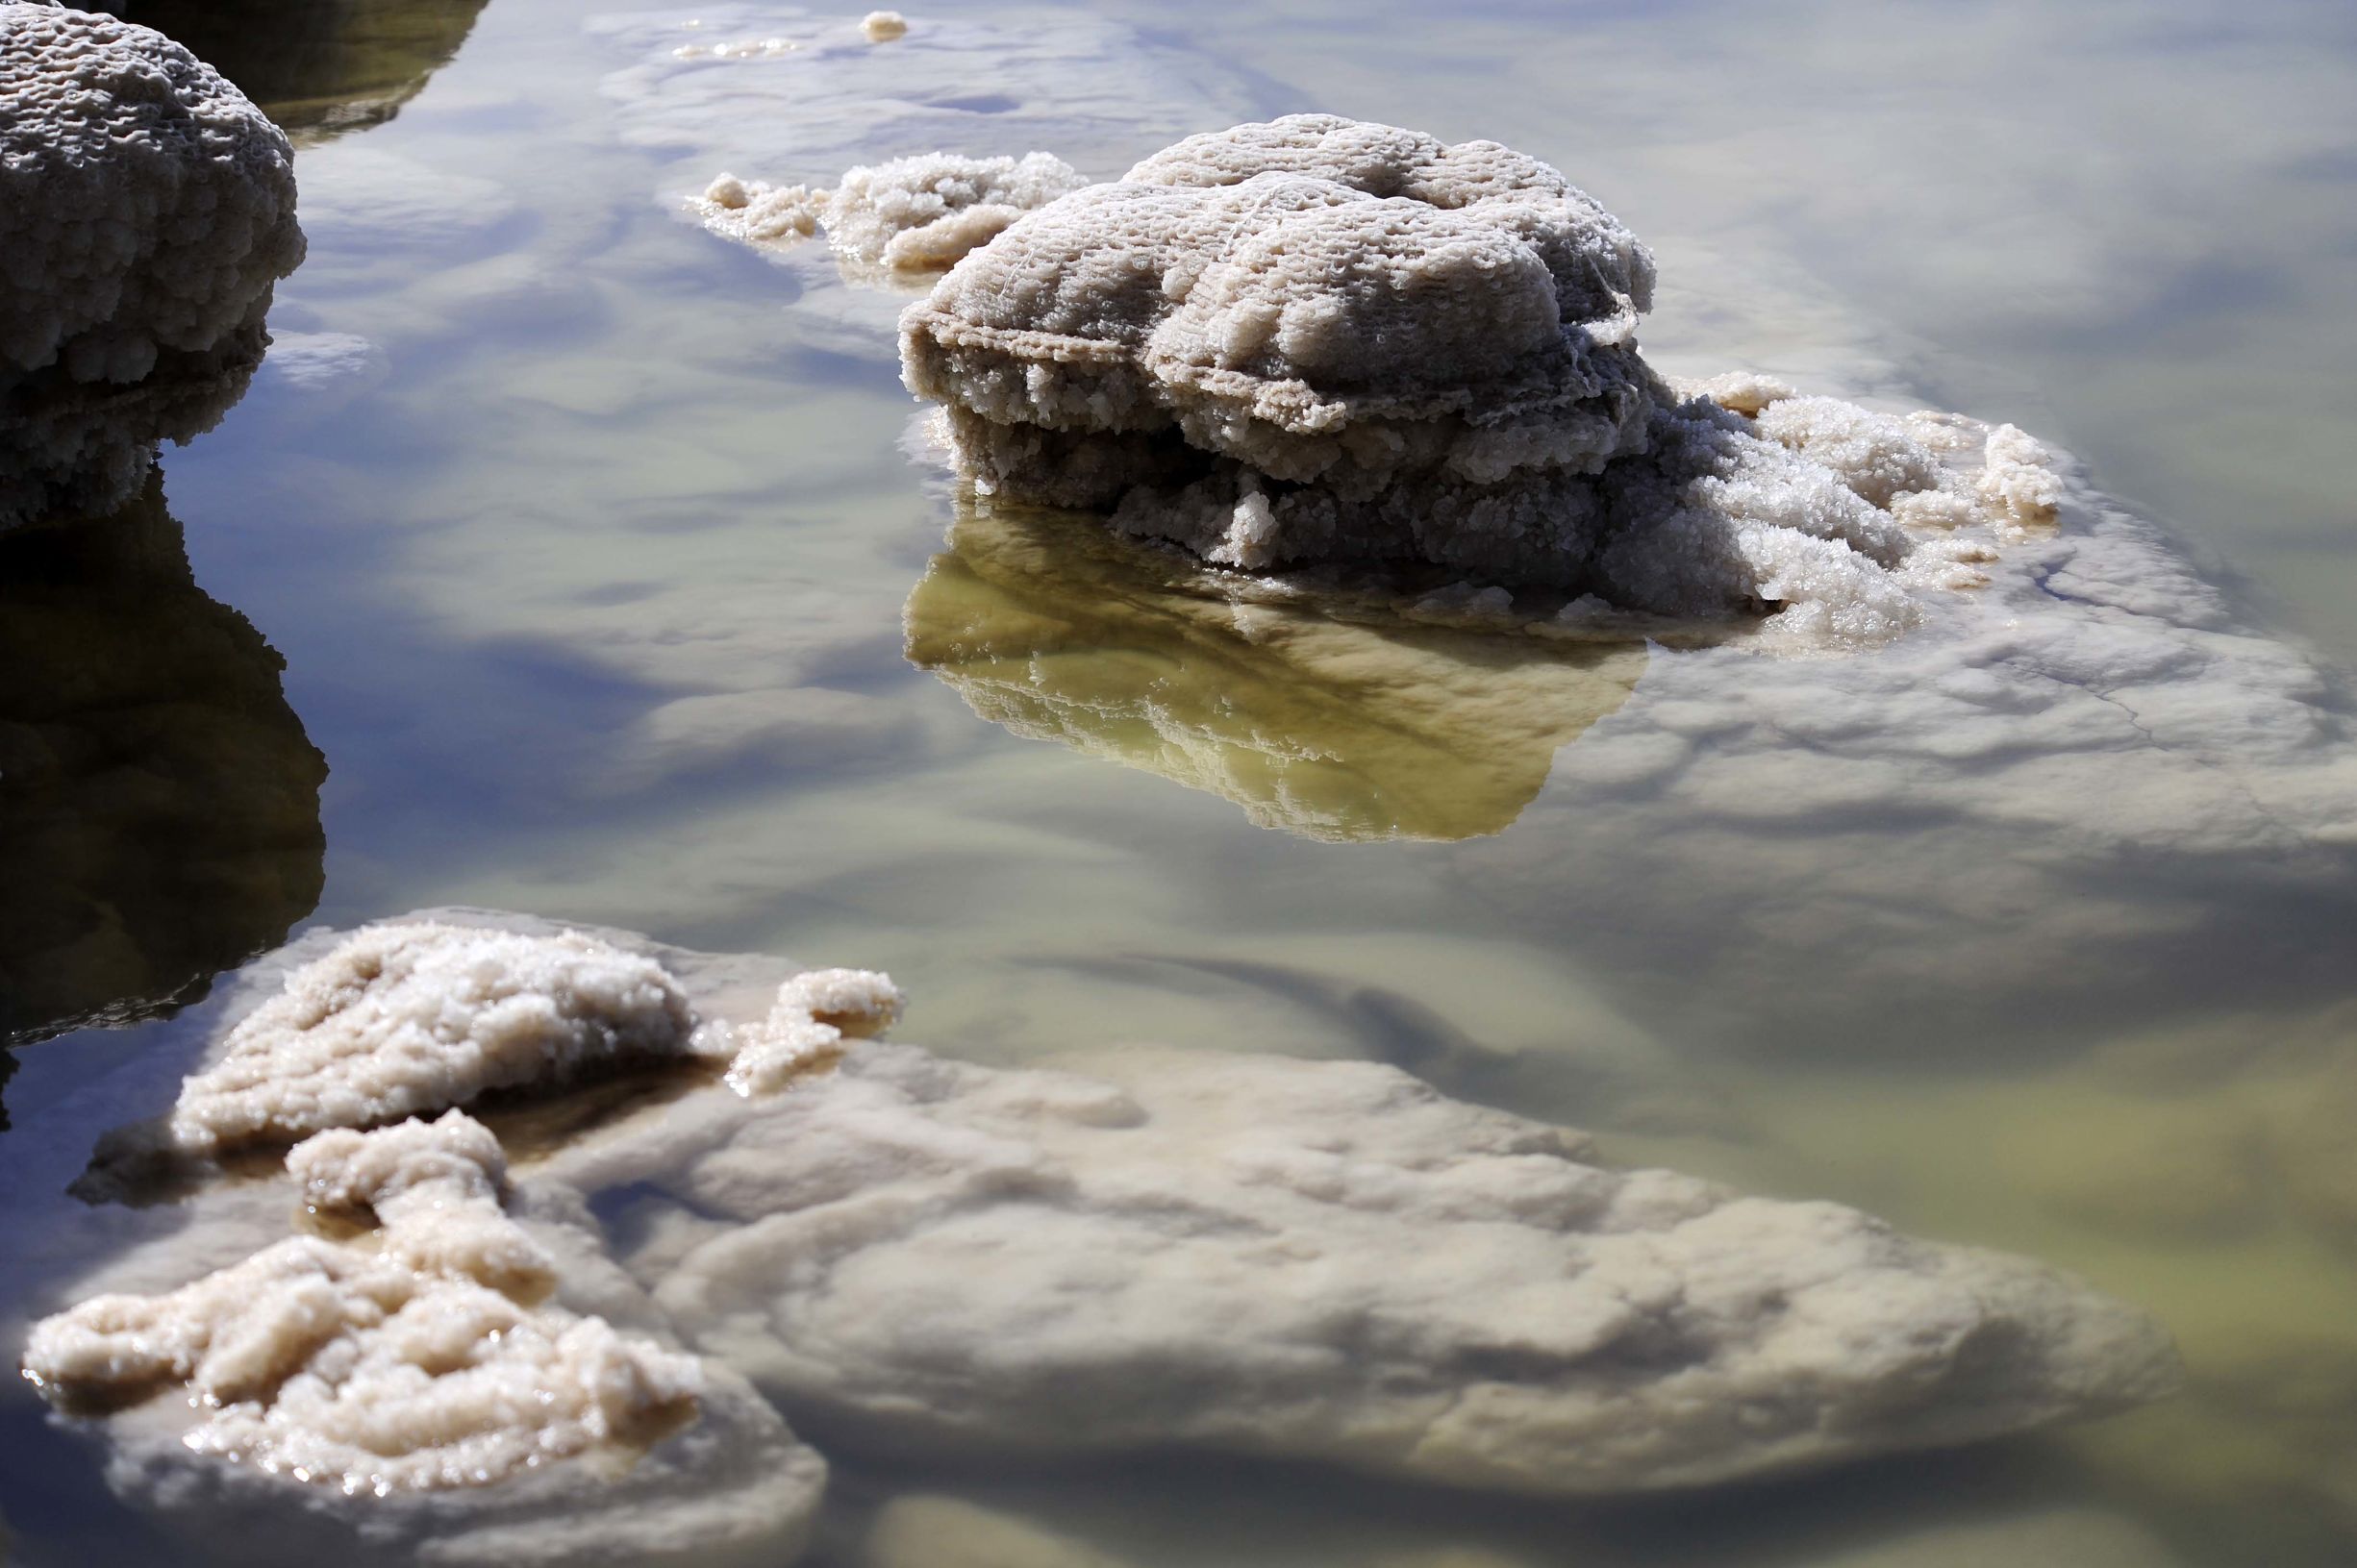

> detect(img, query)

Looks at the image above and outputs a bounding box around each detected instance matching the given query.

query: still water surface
[5,0,2357,1562]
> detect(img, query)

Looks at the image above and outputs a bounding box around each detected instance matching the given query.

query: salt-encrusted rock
[24,1112,827,1567]
[0,479,324,1082]
[0,3,306,527]
[903,499,1648,840]
[701,151,1085,274]
[900,116,2051,644]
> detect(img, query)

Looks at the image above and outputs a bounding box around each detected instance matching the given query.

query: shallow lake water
[5,0,2357,1563]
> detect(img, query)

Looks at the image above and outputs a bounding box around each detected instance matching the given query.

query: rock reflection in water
[97,0,489,144]
[0,478,327,1113]
[903,502,1650,842]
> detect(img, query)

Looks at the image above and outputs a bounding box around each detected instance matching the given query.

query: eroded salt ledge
[0,2,306,528]
[18,914,2179,1559]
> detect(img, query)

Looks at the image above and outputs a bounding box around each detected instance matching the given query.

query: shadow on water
[904,500,1653,843]
[0,474,327,1131]
[96,0,489,144]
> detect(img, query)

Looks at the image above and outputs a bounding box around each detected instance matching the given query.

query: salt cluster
[25,1107,826,1564]
[163,920,903,1151]
[165,922,702,1154]
[0,3,306,527]
[701,152,1085,274]
[900,115,2060,643]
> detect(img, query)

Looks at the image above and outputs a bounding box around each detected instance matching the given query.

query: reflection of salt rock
[0,480,325,1083]
[98,0,489,143]
[0,3,305,528]
[160,920,901,1154]
[26,1112,827,1568]
[702,152,1086,273]
[902,116,2041,644]
[903,501,1648,841]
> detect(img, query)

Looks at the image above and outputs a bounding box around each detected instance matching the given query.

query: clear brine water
[5,1,2357,1563]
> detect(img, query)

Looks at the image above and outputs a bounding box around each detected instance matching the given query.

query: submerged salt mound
[523,1033,2181,1494]
[898,116,2047,642]
[166,922,700,1154]
[26,1111,826,1566]
[702,151,1086,274]
[0,3,306,527]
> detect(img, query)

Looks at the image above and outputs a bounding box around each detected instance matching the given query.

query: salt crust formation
[0,3,306,528]
[25,1109,827,1566]
[65,918,2181,1486]
[904,499,1650,841]
[0,478,325,1088]
[163,919,902,1154]
[701,152,1085,274]
[899,115,2062,644]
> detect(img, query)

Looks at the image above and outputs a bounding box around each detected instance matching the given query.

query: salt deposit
[701,152,1086,273]
[899,115,2052,644]
[24,1111,827,1566]
[150,921,908,1154]
[860,10,906,42]
[164,922,701,1154]
[0,3,306,528]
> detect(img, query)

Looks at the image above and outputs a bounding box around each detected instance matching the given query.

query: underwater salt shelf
[14,912,2181,1563]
